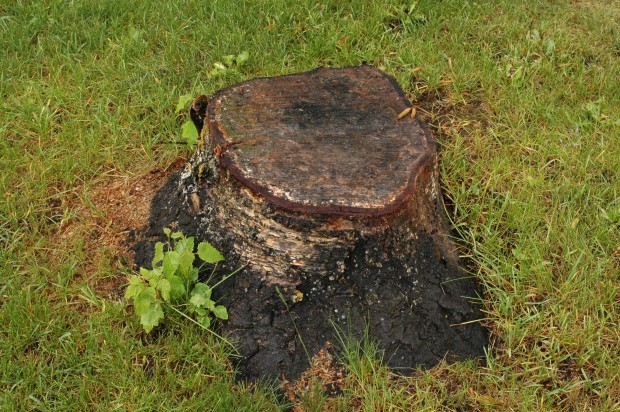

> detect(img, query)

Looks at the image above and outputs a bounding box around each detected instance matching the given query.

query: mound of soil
[131,168,488,382]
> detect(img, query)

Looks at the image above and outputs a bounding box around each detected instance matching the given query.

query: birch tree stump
[167,66,487,379]
[186,66,455,287]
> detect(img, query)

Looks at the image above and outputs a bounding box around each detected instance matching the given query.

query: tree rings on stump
[138,66,487,381]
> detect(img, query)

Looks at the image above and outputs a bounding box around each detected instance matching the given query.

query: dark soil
[131,169,488,383]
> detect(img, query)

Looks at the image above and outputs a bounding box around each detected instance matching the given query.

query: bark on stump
[171,66,486,379]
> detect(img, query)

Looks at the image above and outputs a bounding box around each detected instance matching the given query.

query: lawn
[1,0,619,410]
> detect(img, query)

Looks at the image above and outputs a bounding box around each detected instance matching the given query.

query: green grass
[1,0,619,410]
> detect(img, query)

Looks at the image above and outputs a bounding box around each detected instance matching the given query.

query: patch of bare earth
[57,157,187,300]
[412,82,492,141]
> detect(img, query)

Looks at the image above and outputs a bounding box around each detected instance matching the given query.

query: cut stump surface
[208,66,434,216]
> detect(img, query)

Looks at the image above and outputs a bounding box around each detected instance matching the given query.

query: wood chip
[397,107,412,119]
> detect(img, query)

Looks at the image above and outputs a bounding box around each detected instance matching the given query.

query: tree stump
[187,66,455,286]
[142,66,487,380]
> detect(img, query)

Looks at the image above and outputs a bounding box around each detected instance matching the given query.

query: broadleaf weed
[125,228,232,338]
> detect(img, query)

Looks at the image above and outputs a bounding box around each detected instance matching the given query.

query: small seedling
[174,53,249,149]
[207,51,249,79]
[125,228,237,338]
[176,94,199,149]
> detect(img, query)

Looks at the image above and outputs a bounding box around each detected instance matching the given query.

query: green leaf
[158,278,171,302]
[152,242,164,267]
[213,62,227,71]
[133,288,164,333]
[181,120,198,148]
[545,38,555,55]
[140,303,164,333]
[133,288,157,315]
[197,242,224,263]
[174,236,194,254]
[125,276,146,300]
[128,25,142,41]
[163,227,171,237]
[585,101,601,122]
[236,51,249,65]
[171,231,184,240]
[191,306,206,316]
[168,275,186,301]
[190,294,209,308]
[189,267,199,283]
[196,313,211,329]
[139,266,153,280]
[163,251,180,277]
[191,282,212,300]
[143,267,163,288]
[223,55,235,66]
[212,305,228,320]
[176,94,193,113]
[208,68,222,79]
[178,250,195,275]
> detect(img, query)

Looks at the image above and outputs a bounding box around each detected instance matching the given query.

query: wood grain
[207,66,434,216]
